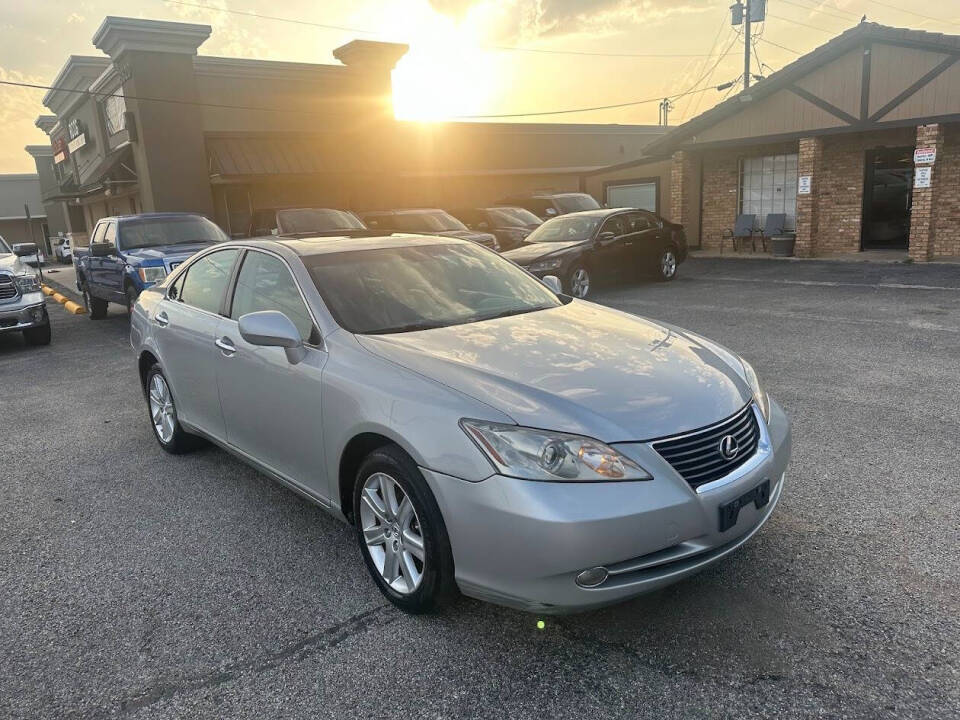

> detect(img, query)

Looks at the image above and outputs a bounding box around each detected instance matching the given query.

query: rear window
[554,194,601,213]
[276,209,366,234]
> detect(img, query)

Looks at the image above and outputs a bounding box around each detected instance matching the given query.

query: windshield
[305,243,561,334]
[487,207,542,227]
[393,211,467,233]
[524,215,602,243]
[276,208,366,234]
[0,236,9,253]
[118,216,227,250]
[554,194,601,213]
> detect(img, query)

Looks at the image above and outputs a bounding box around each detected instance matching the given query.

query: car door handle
[155,311,169,327]
[215,337,237,355]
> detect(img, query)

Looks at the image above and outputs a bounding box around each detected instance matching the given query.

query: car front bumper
[422,398,791,613]
[0,295,48,333]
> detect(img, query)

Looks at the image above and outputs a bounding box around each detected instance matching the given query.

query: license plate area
[718,479,770,532]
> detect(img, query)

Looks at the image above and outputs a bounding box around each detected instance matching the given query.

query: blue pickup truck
[76,213,227,318]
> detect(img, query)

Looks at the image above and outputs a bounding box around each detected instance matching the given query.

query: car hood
[502,240,587,264]
[357,301,752,442]
[121,242,214,262]
[0,252,30,274]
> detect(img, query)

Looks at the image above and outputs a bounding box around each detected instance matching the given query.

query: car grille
[652,403,760,489]
[0,273,18,301]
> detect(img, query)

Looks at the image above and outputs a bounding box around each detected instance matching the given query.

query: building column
[794,136,822,258]
[908,123,943,262]
[671,150,697,241]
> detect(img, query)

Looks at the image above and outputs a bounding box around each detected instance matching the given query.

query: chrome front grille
[0,273,18,301]
[652,404,760,489]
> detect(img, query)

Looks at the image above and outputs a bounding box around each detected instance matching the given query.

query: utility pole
[743,0,751,90]
[659,98,673,126]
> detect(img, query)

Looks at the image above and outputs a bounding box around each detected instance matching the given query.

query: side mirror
[597,231,616,244]
[12,242,37,257]
[89,242,112,257]
[238,310,306,365]
[542,275,562,294]
[544,208,558,217]
[477,221,489,230]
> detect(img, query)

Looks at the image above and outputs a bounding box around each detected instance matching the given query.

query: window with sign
[739,154,798,231]
[104,91,127,135]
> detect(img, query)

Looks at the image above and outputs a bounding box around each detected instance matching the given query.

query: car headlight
[15,274,42,293]
[740,358,770,422]
[138,266,167,284]
[527,257,563,273]
[460,420,652,482]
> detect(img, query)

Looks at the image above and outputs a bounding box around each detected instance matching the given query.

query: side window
[103,222,117,247]
[626,212,653,232]
[601,215,628,237]
[525,199,554,217]
[363,214,388,230]
[231,251,315,342]
[91,222,107,244]
[178,249,240,315]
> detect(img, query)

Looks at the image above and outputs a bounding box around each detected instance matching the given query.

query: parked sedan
[503,208,688,298]
[131,234,790,614]
[449,206,541,251]
[360,209,499,251]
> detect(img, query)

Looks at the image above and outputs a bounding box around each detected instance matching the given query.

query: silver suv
[0,238,50,346]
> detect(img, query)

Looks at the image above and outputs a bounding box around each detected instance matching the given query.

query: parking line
[706,275,960,291]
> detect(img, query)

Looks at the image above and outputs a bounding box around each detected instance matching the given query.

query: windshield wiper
[476,306,550,323]
[366,320,448,335]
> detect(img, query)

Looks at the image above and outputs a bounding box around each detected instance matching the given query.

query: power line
[777,0,863,23]
[858,0,960,28]
[757,37,803,54]
[766,12,846,34]
[162,0,731,59]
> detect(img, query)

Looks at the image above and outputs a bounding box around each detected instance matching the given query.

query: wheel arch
[138,350,159,396]
[338,431,421,524]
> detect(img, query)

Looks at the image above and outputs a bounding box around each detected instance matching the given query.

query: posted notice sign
[915,166,932,189]
[798,175,812,195]
[914,147,936,165]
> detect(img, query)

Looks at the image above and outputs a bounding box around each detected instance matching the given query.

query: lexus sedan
[503,208,688,298]
[131,234,790,614]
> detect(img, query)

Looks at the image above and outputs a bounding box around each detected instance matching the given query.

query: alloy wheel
[148,374,176,444]
[570,268,590,298]
[358,472,425,595]
[661,250,677,279]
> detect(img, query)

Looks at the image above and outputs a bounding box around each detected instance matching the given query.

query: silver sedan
[130,235,791,614]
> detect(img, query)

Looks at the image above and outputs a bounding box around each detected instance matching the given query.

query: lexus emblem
[719,434,740,460]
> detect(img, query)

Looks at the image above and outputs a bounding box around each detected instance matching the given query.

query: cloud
[430,0,713,40]
[0,66,49,172]
[66,12,85,24]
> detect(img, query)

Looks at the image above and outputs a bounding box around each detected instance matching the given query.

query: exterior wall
[933,124,960,258]
[0,219,47,248]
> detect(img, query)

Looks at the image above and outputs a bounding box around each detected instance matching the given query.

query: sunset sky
[2,0,960,172]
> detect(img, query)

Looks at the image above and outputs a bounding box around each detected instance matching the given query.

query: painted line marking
[706,275,960,292]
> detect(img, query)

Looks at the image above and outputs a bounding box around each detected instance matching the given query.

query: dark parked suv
[449,206,542,252]
[359,209,499,250]
[503,208,687,298]
[495,192,600,220]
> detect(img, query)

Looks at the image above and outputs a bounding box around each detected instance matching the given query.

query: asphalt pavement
[1,257,957,719]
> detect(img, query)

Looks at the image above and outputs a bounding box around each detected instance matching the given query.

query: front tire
[125,285,139,316]
[23,322,51,346]
[145,364,204,454]
[566,264,591,298]
[353,445,455,613]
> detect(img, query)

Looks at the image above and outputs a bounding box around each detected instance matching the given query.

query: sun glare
[388,7,497,121]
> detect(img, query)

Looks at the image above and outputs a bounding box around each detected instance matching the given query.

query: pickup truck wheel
[145,365,204,454]
[23,322,51,346]
[83,286,108,320]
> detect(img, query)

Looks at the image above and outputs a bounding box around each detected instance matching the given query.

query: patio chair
[760,213,787,253]
[721,214,757,254]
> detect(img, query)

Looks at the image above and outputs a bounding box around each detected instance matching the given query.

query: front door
[153,248,240,439]
[862,147,913,250]
[101,221,126,302]
[216,249,329,500]
[594,214,633,278]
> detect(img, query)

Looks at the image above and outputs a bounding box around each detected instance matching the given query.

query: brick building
[588,22,960,261]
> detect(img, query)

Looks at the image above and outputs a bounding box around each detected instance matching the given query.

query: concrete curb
[42,284,87,315]
[39,273,82,304]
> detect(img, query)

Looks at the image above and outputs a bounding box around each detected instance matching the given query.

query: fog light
[30,306,45,322]
[575,566,608,588]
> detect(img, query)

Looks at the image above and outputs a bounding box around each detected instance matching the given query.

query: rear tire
[353,445,456,614]
[656,246,679,282]
[145,364,205,454]
[82,284,108,319]
[23,322,51,346]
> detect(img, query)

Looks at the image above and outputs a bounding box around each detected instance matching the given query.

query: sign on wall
[915,166,932,189]
[67,133,87,153]
[914,147,937,165]
[798,175,812,195]
[52,137,69,164]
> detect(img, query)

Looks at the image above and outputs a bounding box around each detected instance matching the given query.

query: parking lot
[2,256,957,719]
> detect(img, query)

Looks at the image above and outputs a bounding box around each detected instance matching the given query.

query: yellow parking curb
[64,300,86,315]
[52,292,69,305]
[41,285,55,296]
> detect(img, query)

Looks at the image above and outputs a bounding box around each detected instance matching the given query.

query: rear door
[215,249,329,499]
[153,248,241,439]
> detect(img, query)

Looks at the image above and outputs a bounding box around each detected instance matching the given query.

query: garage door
[606,182,657,212]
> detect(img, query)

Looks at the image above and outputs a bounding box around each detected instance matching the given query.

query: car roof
[550,207,637,219]
[361,208,446,215]
[111,212,207,223]
[226,234,464,257]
